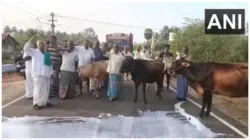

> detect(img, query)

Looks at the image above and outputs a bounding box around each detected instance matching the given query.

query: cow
[120,56,165,104]
[163,57,248,118]
[78,60,109,99]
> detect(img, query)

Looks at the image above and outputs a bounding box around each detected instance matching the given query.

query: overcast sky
[0,0,248,42]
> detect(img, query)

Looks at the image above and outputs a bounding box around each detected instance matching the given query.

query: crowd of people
[22,35,190,110]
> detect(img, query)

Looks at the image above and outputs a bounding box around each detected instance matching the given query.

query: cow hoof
[205,111,210,117]
[198,112,204,118]
[95,96,100,100]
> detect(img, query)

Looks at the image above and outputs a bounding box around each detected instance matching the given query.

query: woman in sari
[176,47,191,101]
[106,43,125,101]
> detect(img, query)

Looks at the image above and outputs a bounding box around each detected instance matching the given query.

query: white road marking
[165,84,248,138]
[2,95,25,109]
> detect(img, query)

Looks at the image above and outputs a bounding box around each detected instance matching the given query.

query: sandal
[33,105,42,110]
[46,102,53,107]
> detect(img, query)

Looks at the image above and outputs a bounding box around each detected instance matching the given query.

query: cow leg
[157,81,163,100]
[95,80,100,99]
[142,83,148,104]
[199,92,209,118]
[205,91,212,116]
[79,76,83,95]
[85,77,90,94]
[134,83,139,103]
[166,73,170,90]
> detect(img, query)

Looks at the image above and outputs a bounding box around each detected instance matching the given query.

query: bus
[105,33,133,51]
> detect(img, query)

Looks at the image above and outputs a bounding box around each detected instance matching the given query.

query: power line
[56,14,160,30]
[16,2,45,17]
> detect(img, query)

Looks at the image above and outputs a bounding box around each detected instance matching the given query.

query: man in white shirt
[106,43,125,101]
[57,40,78,99]
[121,46,133,81]
[24,38,53,110]
[23,44,36,99]
[75,39,95,95]
[133,46,142,59]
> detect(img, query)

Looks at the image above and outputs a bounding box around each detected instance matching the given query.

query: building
[2,33,20,56]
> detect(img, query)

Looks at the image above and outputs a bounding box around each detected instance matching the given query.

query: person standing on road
[121,46,133,81]
[75,39,95,95]
[48,36,62,98]
[55,40,79,100]
[23,40,37,99]
[133,46,142,59]
[24,38,53,110]
[158,44,173,91]
[176,47,191,101]
[106,43,124,101]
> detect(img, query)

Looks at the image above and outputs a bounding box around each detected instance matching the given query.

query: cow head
[163,57,190,75]
[120,56,134,73]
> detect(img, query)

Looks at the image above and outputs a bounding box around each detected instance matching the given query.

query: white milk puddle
[2,102,225,138]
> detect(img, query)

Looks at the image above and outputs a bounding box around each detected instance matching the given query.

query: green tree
[144,28,153,41]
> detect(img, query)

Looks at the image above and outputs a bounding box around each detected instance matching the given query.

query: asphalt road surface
[2,81,248,138]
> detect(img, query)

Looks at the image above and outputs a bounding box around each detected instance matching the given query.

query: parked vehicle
[12,52,26,79]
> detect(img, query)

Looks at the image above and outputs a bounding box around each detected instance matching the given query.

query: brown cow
[79,60,109,99]
[163,57,248,118]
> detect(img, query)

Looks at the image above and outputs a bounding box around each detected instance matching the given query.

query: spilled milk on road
[2,102,225,138]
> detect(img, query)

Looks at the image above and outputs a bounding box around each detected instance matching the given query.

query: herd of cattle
[79,55,248,118]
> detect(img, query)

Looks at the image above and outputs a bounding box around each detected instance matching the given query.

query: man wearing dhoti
[23,43,36,99]
[24,38,53,110]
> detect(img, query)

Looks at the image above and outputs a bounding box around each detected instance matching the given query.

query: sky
[0,0,248,42]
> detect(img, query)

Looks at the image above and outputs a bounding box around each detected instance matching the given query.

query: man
[75,39,95,95]
[121,46,133,81]
[23,41,37,99]
[158,44,173,90]
[133,46,142,59]
[48,36,62,97]
[57,41,78,99]
[24,38,53,110]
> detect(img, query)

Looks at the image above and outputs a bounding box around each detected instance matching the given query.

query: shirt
[122,51,133,57]
[49,45,62,66]
[75,46,95,67]
[140,51,150,60]
[107,53,125,74]
[93,47,104,62]
[23,42,52,78]
[159,51,173,59]
[133,50,141,59]
[60,51,78,72]
[23,51,32,71]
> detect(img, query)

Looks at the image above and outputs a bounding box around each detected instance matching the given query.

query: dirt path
[2,73,25,105]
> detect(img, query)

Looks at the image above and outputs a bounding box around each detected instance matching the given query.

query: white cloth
[23,42,52,78]
[75,46,95,67]
[25,70,34,98]
[133,51,141,59]
[60,51,78,72]
[122,51,133,57]
[33,76,50,106]
[23,52,32,70]
[107,53,125,74]
[23,49,34,98]
[140,51,150,60]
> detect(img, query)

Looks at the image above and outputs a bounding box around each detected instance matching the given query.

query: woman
[176,47,191,101]
[57,40,78,99]
[24,38,53,110]
[106,43,125,101]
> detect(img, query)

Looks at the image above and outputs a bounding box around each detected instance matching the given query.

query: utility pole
[48,12,57,35]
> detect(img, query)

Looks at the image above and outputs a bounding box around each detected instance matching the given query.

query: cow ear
[181,62,190,67]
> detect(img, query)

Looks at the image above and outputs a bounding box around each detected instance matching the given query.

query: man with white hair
[121,46,133,81]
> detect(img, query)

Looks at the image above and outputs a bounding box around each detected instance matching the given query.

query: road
[2,81,248,138]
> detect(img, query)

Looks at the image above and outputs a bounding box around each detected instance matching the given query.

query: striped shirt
[49,45,62,66]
